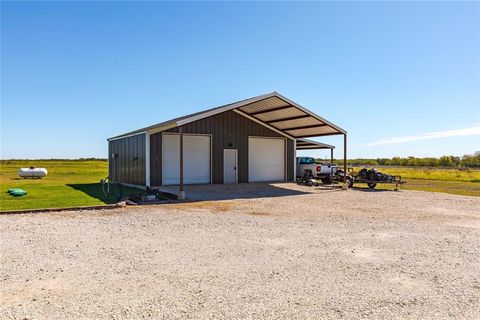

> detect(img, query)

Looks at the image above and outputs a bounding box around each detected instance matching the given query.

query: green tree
[406,156,418,166]
[460,152,480,167]
[438,155,454,167]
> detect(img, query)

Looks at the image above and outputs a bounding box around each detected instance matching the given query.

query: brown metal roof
[296,138,335,150]
[108,92,346,140]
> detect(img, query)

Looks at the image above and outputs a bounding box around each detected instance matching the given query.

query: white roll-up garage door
[162,133,211,185]
[248,137,285,182]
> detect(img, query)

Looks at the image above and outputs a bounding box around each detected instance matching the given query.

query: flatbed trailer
[347,168,406,191]
[298,167,406,191]
[352,175,405,191]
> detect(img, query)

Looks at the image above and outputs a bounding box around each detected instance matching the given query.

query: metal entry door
[223,149,238,184]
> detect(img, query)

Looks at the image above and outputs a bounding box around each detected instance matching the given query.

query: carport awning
[234,93,346,138]
[296,139,335,150]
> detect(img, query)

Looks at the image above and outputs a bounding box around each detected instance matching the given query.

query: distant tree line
[329,151,480,168]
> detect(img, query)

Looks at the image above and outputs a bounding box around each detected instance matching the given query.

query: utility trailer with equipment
[321,167,405,190]
[348,167,406,191]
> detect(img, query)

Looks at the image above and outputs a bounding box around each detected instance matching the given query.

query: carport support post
[178,127,186,200]
[330,147,334,179]
[343,133,348,189]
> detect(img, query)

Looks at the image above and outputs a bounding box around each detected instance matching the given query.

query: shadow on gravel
[313,185,344,191]
[350,187,399,193]
[160,183,311,201]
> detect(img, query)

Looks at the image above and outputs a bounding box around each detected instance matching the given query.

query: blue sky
[1,1,479,159]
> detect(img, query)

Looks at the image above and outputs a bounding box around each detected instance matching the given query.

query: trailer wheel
[367,182,377,189]
[346,177,353,188]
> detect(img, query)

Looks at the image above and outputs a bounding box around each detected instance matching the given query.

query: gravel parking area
[1,184,479,319]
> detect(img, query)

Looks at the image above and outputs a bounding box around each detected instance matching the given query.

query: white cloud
[366,125,480,146]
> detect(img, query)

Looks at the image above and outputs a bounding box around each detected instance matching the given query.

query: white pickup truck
[296,157,337,182]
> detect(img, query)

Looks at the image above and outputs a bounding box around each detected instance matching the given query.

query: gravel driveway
[1,184,479,319]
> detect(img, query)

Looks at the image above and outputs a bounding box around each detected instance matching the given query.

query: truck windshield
[299,157,315,164]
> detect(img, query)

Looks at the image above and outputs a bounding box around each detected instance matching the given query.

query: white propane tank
[18,167,48,178]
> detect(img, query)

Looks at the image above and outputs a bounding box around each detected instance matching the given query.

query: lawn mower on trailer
[349,167,406,191]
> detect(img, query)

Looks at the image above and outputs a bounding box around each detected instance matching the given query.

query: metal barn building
[107,92,347,194]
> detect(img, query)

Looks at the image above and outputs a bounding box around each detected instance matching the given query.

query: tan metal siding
[254,107,305,122]
[286,126,337,137]
[272,117,324,130]
[238,96,289,114]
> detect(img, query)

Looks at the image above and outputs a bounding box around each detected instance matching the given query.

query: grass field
[1,160,479,212]
[373,166,480,182]
[350,166,480,196]
[0,160,142,212]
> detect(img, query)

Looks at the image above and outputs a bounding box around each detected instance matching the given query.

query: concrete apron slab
[155,182,322,201]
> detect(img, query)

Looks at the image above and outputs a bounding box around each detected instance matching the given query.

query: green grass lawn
[350,166,480,196]
[0,160,143,212]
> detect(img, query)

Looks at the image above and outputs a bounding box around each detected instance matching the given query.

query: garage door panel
[249,137,285,182]
[162,134,180,185]
[183,135,211,184]
[162,134,211,185]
